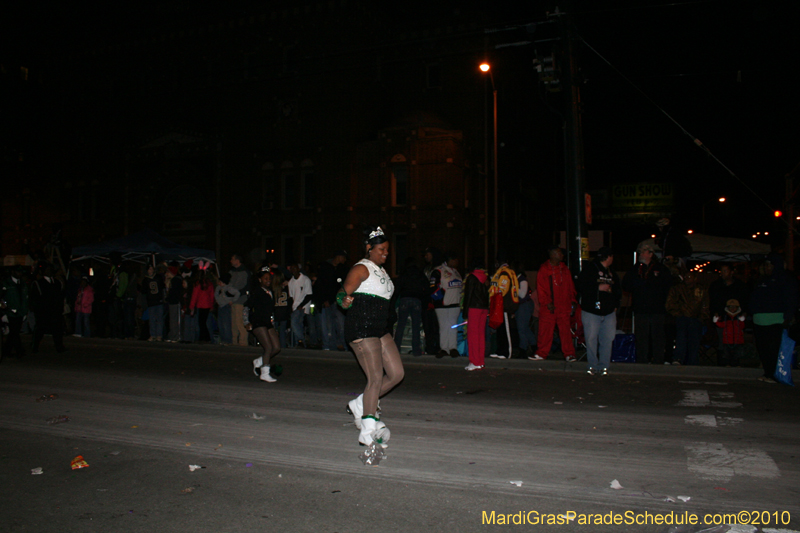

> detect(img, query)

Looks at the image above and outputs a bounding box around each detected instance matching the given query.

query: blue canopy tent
[70,229,216,266]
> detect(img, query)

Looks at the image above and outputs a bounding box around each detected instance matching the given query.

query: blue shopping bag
[611,333,636,363]
[775,329,795,386]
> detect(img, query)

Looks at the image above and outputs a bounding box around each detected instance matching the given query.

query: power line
[566,0,724,17]
[578,34,796,234]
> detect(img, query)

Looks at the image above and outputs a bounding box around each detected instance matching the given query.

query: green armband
[336,289,347,307]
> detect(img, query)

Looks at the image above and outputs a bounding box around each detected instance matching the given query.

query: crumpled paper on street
[31,467,43,475]
[610,479,623,489]
[188,465,206,472]
[509,481,523,487]
[71,456,89,470]
[358,442,386,465]
[36,394,59,402]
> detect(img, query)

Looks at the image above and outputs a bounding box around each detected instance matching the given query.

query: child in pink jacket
[74,276,94,337]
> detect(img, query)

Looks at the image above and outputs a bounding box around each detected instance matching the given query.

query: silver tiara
[369,227,384,240]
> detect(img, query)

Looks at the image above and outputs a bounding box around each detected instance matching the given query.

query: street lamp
[701,197,726,233]
[480,62,498,262]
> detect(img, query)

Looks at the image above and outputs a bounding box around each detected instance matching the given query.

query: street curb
[61,336,799,383]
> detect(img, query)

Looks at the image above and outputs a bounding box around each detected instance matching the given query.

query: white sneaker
[465,363,484,371]
[489,354,507,359]
[253,357,263,377]
[347,394,364,429]
[528,354,545,361]
[565,356,576,362]
[259,366,277,383]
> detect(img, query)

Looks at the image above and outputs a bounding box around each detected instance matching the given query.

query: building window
[426,63,441,89]
[303,234,314,265]
[391,164,409,206]
[301,170,314,208]
[282,173,297,208]
[392,233,408,277]
[282,234,294,265]
[261,162,276,212]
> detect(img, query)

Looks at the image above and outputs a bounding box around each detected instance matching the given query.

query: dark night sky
[4,1,799,248]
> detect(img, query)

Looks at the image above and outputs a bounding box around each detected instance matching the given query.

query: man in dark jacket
[30,264,67,353]
[393,258,430,356]
[709,265,749,316]
[462,259,490,370]
[422,247,442,354]
[622,242,674,364]
[578,247,621,375]
[316,250,348,351]
[666,271,709,365]
[1,265,30,358]
[750,253,798,383]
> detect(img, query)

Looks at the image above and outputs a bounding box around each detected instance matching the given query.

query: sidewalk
[63,336,797,382]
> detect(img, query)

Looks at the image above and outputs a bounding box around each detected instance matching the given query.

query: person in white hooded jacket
[430,253,463,357]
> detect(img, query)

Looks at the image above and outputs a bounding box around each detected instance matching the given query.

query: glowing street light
[702,197,727,233]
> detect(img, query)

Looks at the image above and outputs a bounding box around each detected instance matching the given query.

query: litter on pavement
[610,479,623,489]
[31,467,43,475]
[248,413,265,420]
[36,394,59,402]
[509,481,523,487]
[358,443,386,466]
[188,465,206,471]
[664,495,692,503]
[71,456,89,470]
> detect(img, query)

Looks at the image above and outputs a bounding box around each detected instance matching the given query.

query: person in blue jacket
[750,253,797,383]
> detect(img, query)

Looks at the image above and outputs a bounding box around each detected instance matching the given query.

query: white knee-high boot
[259,366,276,383]
[347,394,364,429]
[374,419,390,448]
[359,415,378,446]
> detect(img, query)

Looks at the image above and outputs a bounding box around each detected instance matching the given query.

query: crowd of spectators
[1,241,796,384]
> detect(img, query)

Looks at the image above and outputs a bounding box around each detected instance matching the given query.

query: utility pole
[786,174,795,271]
[554,5,586,276]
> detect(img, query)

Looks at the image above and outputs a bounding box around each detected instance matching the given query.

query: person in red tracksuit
[531,247,577,361]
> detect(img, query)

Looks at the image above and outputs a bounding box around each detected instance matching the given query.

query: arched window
[163,185,206,218]
[281,161,296,209]
[300,159,314,208]
[390,154,408,206]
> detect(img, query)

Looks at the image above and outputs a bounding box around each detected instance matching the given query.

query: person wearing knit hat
[622,241,674,364]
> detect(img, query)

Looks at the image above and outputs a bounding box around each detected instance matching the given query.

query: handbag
[611,333,636,363]
[775,329,795,386]
[488,292,504,329]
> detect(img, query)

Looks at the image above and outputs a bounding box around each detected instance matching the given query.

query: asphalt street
[1,337,798,533]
